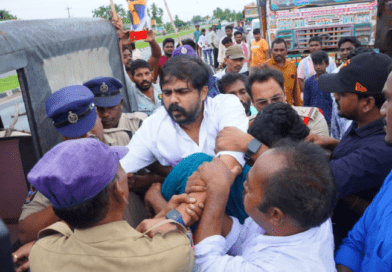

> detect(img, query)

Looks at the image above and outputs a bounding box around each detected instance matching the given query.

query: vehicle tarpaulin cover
[0,18,131,158]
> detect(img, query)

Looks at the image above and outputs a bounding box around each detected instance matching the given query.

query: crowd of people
[10,17,392,272]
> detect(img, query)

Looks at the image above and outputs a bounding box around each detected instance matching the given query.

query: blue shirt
[330,119,392,199]
[335,170,392,271]
[303,75,333,124]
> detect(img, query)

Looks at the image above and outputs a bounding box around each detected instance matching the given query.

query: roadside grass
[0,75,19,93]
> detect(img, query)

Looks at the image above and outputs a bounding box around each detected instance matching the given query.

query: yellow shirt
[250,39,269,67]
[265,58,303,106]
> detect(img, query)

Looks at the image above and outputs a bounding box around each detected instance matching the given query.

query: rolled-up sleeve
[214,95,249,167]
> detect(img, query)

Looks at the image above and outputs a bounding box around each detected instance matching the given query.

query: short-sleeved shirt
[303,75,333,124]
[128,82,162,116]
[250,39,269,67]
[297,55,336,81]
[265,58,302,106]
[194,30,202,43]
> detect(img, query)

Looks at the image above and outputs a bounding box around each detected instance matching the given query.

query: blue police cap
[46,85,97,138]
[27,138,129,209]
[83,76,123,107]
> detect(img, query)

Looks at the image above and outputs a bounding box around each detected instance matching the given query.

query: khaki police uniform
[248,106,329,137]
[19,191,51,222]
[103,112,147,146]
[29,221,194,272]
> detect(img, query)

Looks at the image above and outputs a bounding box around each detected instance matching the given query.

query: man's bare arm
[146,29,162,72]
[18,206,60,245]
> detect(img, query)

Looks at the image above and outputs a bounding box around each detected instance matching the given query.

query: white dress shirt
[198,35,211,51]
[194,217,337,272]
[218,35,233,64]
[120,94,248,173]
[209,31,220,49]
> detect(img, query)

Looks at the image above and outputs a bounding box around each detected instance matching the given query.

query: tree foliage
[212,7,243,22]
[0,9,17,21]
[174,15,186,28]
[92,4,129,23]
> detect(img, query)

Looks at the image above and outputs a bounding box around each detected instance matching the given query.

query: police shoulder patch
[25,186,37,204]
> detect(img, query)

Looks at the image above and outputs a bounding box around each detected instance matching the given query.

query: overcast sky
[3,0,252,23]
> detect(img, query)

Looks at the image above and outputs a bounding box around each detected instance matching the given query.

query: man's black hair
[253,28,261,35]
[338,36,361,48]
[258,140,336,230]
[122,45,132,53]
[311,50,329,65]
[225,25,233,30]
[163,37,175,47]
[345,47,384,109]
[53,175,117,229]
[234,31,243,37]
[246,67,285,99]
[248,102,310,147]
[177,38,196,50]
[130,59,151,76]
[160,54,209,92]
[195,24,200,27]
[271,38,287,49]
[218,72,247,94]
[308,36,322,46]
[222,37,233,45]
[201,28,206,32]
[347,47,374,60]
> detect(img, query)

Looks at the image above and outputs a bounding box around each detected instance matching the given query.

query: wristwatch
[244,138,262,163]
[165,209,186,227]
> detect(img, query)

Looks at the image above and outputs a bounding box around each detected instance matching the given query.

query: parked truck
[244,0,382,65]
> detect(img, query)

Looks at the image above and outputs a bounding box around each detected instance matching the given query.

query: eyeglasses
[256,95,284,106]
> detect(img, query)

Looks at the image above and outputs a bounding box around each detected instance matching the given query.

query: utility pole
[65,6,71,18]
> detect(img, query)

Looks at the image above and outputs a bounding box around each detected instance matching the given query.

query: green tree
[164,22,173,34]
[191,15,202,25]
[174,15,186,28]
[92,4,128,23]
[156,7,164,25]
[213,8,224,21]
[0,10,17,21]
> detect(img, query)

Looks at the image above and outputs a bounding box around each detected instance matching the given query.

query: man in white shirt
[198,29,213,66]
[209,25,220,69]
[120,55,248,221]
[297,36,336,93]
[218,25,234,69]
[234,31,250,75]
[193,141,337,272]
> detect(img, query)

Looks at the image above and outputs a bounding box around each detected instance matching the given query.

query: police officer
[83,76,147,146]
[27,139,195,272]
[17,85,147,248]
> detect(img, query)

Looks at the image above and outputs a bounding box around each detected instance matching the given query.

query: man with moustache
[120,55,249,223]
[83,77,147,146]
[128,59,162,116]
[265,38,302,106]
[334,64,392,272]
[152,37,175,84]
[308,52,392,247]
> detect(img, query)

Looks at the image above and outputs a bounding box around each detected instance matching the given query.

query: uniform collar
[103,133,117,146]
[347,118,385,138]
[73,221,139,243]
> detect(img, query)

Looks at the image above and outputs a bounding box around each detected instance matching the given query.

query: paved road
[0,96,30,132]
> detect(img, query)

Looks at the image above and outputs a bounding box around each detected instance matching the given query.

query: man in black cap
[308,52,392,247]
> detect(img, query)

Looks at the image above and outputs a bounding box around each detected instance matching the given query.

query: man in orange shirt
[248,28,270,74]
[265,38,302,106]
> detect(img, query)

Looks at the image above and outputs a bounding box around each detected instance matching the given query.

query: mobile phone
[130,31,147,41]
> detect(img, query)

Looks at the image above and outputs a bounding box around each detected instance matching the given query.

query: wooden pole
[163,0,182,46]
[110,0,124,64]
[5,103,19,137]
